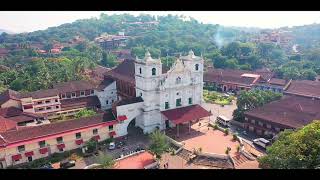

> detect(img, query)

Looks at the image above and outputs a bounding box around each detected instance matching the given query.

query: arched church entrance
[127,118,143,136]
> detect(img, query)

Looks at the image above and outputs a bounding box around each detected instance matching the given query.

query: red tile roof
[54,80,96,94]
[105,59,135,84]
[0,107,41,123]
[161,105,212,124]
[268,78,287,86]
[114,151,156,169]
[285,80,320,98]
[20,89,59,99]
[204,69,258,86]
[60,96,101,111]
[0,89,21,105]
[245,96,320,128]
[0,116,17,133]
[204,68,274,86]
[0,111,116,147]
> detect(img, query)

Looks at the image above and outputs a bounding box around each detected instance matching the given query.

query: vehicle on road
[216,115,231,127]
[253,138,271,149]
[108,142,116,150]
[60,160,76,169]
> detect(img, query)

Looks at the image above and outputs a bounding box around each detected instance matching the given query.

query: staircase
[231,154,251,167]
[177,149,193,161]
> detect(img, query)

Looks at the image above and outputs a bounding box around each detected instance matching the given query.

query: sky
[1,11,320,33]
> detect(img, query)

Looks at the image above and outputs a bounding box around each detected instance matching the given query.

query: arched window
[195,64,199,71]
[139,67,142,74]
[152,68,156,76]
[176,77,182,84]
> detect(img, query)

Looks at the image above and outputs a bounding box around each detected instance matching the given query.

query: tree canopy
[258,120,320,169]
[233,90,282,122]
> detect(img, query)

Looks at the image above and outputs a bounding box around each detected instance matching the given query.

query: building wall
[95,81,117,110]
[116,102,143,136]
[1,99,21,109]
[0,123,117,168]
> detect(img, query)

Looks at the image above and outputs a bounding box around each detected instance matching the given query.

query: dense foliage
[233,90,283,122]
[149,130,169,159]
[258,120,320,169]
[74,109,97,119]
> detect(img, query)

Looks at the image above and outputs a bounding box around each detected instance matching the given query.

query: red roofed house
[0,111,118,168]
[114,151,158,169]
[204,68,274,93]
[244,95,320,138]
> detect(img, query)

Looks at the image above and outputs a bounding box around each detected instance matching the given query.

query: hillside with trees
[0,14,320,93]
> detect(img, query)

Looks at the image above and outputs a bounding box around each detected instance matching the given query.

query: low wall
[230,120,244,128]
[165,135,185,154]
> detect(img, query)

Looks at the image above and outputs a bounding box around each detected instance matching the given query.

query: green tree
[75,109,97,119]
[258,120,320,169]
[149,130,169,159]
[233,90,282,122]
[96,154,115,169]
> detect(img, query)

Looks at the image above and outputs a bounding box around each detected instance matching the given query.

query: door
[28,156,33,162]
[165,120,170,128]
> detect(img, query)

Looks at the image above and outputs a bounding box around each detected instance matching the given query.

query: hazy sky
[1,11,320,33]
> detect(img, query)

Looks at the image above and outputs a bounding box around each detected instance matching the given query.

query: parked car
[60,160,76,169]
[108,142,116,150]
[253,138,271,149]
[39,164,53,169]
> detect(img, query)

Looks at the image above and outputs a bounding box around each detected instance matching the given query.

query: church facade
[114,50,206,135]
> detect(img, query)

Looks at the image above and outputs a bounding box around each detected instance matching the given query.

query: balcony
[33,101,61,108]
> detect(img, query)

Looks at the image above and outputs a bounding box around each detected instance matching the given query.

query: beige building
[0,112,118,168]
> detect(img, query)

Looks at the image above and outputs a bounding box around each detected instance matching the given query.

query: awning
[161,105,212,124]
[0,157,5,161]
[25,151,34,157]
[39,147,48,154]
[117,115,128,121]
[12,154,22,161]
[109,131,116,136]
[57,143,65,149]
[93,135,100,141]
[75,139,84,145]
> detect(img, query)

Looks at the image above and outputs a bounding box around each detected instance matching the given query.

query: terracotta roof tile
[0,116,17,133]
[20,89,59,99]
[54,80,96,94]
[285,80,320,98]
[116,97,143,106]
[0,111,116,146]
[60,96,101,110]
[0,89,21,105]
[245,96,320,128]
[161,105,212,124]
[115,151,156,169]
[105,59,135,84]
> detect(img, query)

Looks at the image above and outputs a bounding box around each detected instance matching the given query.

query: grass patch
[203,90,234,105]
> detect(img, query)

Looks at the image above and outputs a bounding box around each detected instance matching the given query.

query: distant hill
[0,28,15,35]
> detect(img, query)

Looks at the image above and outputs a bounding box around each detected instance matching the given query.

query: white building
[113,50,210,136]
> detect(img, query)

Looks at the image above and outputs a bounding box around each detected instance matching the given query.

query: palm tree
[149,130,169,160]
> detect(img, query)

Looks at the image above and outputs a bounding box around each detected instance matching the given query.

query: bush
[213,124,218,130]
[236,145,241,152]
[224,129,229,135]
[232,134,238,141]
[225,148,230,155]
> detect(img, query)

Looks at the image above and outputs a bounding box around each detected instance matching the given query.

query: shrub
[232,134,238,141]
[236,145,241,152]
[224,129,229,135]
[213,124,218,130]
[225,148,230,154]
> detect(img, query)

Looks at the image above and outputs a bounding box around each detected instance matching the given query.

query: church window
[165,102,169,109]
[176,77,181,84]
[152,68,156,76]
[106,100,109,105]
[139,67,142,74]
[188,98,192,105]
[176,98,182,107]
[140,92,142,97]
[195,64,199,71]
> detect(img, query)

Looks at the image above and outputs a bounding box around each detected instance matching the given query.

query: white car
[253,138,271,149]
[108,142,116,150]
